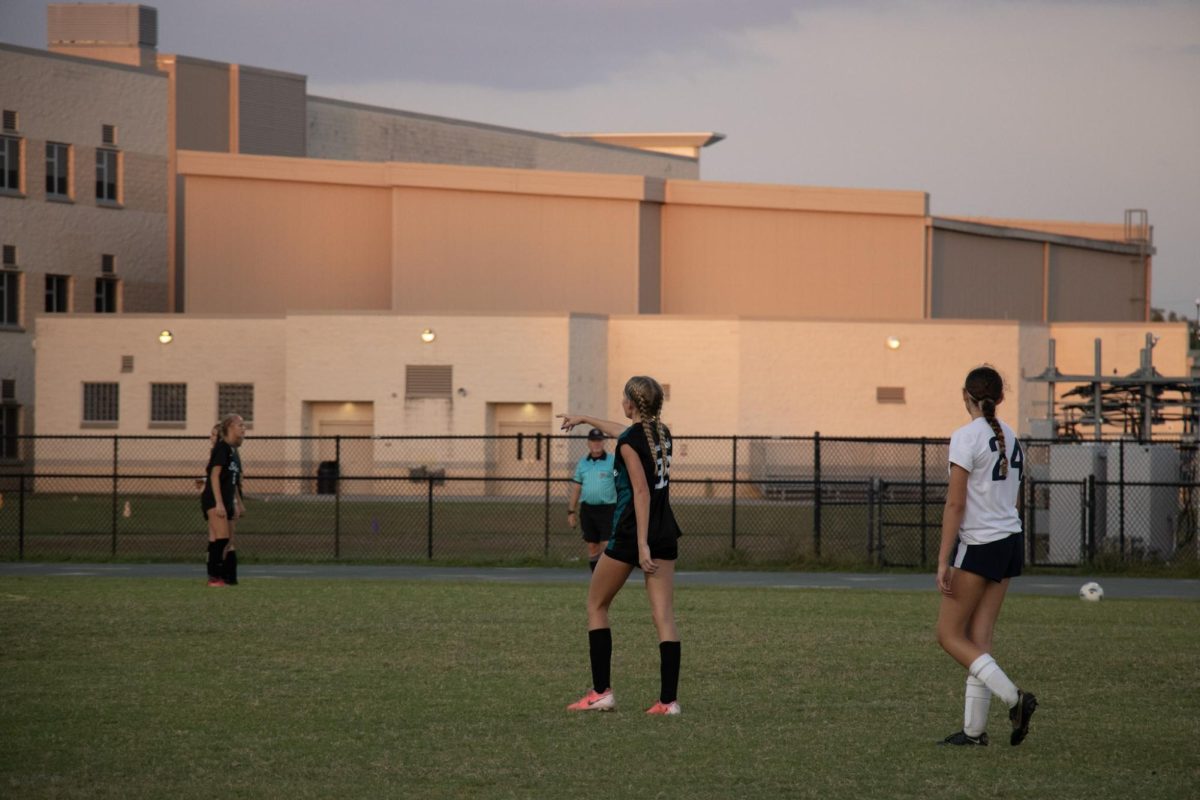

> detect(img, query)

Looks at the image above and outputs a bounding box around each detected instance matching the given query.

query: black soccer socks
[588,628,612,694]
[207,539,227,579]
[659,640,681,704]
[222,548,238,585]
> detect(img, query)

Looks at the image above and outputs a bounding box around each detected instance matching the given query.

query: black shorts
[579,503,615,543]
[952,532,1023,582]
[605,529,678,567]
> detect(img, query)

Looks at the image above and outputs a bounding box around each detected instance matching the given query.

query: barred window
[95,277,118,313]
[217,383,254,425]
[83,382,119,423]
[45,275,69,313]
[0,271,18,326]
[150,383,187,423]
[406,365,452,399]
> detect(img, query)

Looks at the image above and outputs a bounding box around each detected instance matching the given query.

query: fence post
[919,437,928,568]
[813,431,822,558]
[427,476,434,560]
[866,477,876,563]
[543,433,550,557]
[1086,475,1097,564]
[18,473,25,560]
[111,435,119,557]
[731,435,738,551]
[1118,437,1126,557]
[1027,478,1037,566]
[334,435,341,559]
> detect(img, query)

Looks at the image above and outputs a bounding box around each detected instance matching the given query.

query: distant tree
[1150,307,1165,322]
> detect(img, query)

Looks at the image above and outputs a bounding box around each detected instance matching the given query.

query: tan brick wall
[31,313,1194,444]
[0,45,168,437]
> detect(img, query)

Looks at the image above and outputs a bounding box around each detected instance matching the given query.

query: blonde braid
[632,388,660,478]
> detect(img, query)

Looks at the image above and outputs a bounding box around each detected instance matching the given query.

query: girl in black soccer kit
[558,375,684,715]
[935,366,1037,746]
[201,414,246,587]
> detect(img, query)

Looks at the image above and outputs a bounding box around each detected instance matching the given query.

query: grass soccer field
[2,577,1197,799]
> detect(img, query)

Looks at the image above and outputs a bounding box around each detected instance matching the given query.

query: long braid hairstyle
[965,365,1007,478]
[624,376,666,478]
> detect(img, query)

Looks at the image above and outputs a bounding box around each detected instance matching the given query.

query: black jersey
[201,440,243,510]
[610,423,681,552]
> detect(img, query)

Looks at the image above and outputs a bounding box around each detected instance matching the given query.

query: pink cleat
[567,688,615,712]
[645,701,681,716]
[206,578,226,587]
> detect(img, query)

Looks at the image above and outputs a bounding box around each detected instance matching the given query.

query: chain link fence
[0,434,1196,567]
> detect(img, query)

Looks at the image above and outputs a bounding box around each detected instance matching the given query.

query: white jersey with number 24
[948,416,1024,545]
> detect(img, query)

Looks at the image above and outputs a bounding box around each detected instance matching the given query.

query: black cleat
[1009,690,1038,746]
[937,730,988,746]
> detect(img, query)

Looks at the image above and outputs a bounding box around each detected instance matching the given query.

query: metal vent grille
[2,245,14,267]
[1,379,14,401]
[120,355,134,373]
[2,110,16,132]
[406,365,453,399]
[101,254,115,273]
[101,124,117,145]
[876,386,906,404]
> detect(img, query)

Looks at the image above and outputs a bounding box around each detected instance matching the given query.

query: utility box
[1107,443,1179,559]
[1048,444,1108,564]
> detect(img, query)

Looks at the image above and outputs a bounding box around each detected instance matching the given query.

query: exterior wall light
[158,330,174,344]
[420,328,436,343]
[886,336,901,350]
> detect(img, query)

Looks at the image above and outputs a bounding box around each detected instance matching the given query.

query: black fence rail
[0,434,1196,567]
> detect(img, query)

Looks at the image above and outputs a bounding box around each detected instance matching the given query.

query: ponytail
[965,365,1007,478]
[624,376,666,478]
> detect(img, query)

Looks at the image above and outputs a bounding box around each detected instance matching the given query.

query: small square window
[102,124,117,145]
[150,383,187,424]
[218,383,254,425]
[83,382,119,423]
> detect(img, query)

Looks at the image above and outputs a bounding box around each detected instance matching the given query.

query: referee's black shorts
[952,532,1023,582]
[578,502,615,544]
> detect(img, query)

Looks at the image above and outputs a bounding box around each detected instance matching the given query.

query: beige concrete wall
[182,174,392,314]
[0,44,168,439]
[390,186,642,314]
[34,314,287,436]
[306,97,699,180]
[660,181,929,319]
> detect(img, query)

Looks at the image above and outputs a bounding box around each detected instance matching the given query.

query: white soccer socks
[963,675,992,737]
[968,654,1019,709]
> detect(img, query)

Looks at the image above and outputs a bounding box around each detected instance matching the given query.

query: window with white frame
[150,383,187,424]
[96,148,119,203]
[0,135,19,192]
[45,274,69,313]
[95,277,118,313]
[0,270,19,326]
[83,382,119,424]
[45,142,70,198]
[217,383,254,426]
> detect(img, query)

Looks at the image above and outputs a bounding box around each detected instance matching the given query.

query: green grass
[2,577,1197,799]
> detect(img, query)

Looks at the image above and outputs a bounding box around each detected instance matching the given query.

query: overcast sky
[3,0,1197,318]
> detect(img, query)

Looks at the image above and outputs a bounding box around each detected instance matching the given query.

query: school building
[3,2,1194,461]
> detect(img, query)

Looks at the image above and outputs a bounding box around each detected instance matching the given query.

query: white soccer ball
[1079,581,1104,602]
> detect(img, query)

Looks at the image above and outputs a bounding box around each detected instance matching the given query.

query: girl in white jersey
[935,366,1038,747]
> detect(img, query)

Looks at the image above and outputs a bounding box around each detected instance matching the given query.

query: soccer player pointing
[935,366,1037,746]
[558,375,684,716]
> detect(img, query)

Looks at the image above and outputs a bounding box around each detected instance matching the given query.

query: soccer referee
[567,428,617,572]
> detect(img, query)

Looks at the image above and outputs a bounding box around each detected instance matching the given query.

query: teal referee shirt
[573,452,617,505]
